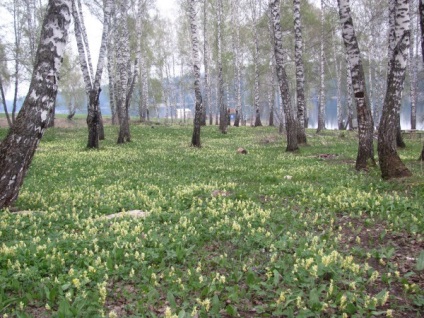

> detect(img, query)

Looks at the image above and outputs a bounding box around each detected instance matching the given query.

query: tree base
[379,153,412,180]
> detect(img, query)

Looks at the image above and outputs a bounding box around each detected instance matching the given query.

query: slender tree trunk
[87,88,101,149]
[199,4,206,127]
[232,1,242,127]
[268,71,275,127]
[253,1,262,127]
[420,0,424,160]
[0,76,12,127]
[217,0,227,133]
[270,0,298,152]
[107,45,117,125]
[368,53,374,128]
[338,0,375,171]
[333,32,343,130]
[317,0,326,133]
[345,55,354,130]
[409,0,417,130]
[378,0,412,179]
[117,1,131,144]
[203,0,211,126]
[293,0,307,142]
[0,0,72,209]
[189,0,203,146]
[12,1,22,126]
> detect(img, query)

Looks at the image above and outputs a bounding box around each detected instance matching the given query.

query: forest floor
[0,124,423,317]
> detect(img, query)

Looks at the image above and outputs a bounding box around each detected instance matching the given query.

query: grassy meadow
[0,122,423,317]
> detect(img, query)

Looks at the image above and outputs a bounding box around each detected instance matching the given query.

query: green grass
[0,124,423,317]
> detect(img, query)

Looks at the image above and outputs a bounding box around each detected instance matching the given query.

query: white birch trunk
[378,0,412,179]
[409,0,417,130]
[0,0,72,208]
[419,0,424,160]
[116,0,131,143]
[189,0,203,146]
[317,0,326,133]
[72,0,111,147]
[270,0,298,152]
[253,1,262,127]
[293,0,307,142]
[345,55,354,130]
[333,31,343,130]
[218,0,227,133]
[338,0,375,171]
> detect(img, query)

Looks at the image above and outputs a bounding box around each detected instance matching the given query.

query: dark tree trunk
[396,111,405,148]
[117,114,130,143]
[269,108,274,127]
[98,111,105,139]
[0,76,12,127]
[234,110,240,127]
[87,88,101,148]
[47,101,56,128]
[254,109,262,127]
[0,0,72,209]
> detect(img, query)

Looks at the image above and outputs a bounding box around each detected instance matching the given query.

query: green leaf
[167,291,177,309]
[226,305,237,316]
[416,250,424,271]
[211,295,220,314]
[345,303,357,315]
[246,271,256,286]
[61,283,71,291]
[273,270,280,286]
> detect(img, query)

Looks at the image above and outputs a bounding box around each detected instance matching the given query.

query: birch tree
[378,0,412,179]
[116,0,132,143]
[333,32,344,130]
[232,0,243,127]
[203,0,211,126]
[345,55,354,130]
[252,0,262,127]
[0,0,72,209]
[316,0,326,133]
[72,0,111,148]
[338,0,375,171]
[217,0,227,133]
[293,0,307,143]
[189,0,203,146]
[409,0,418,130]
[387,0,407,148]
[270,0,298,152]
[421,0,424,161]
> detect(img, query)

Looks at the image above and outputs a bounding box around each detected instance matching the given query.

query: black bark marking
[355,91,364,98]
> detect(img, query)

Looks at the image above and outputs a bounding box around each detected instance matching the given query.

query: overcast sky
[2,0,179,100]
